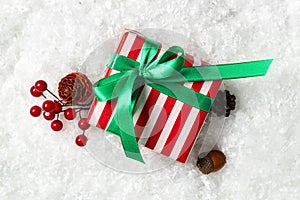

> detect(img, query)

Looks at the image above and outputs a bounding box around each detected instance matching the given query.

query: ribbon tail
[113,72,144,163]
[194,59,273,80]
[160,59,273,82]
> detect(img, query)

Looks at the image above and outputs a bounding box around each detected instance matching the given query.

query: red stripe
[134,45,162,141]
[155,46,161,59]
[144,94,177,149]
[160,103,192,156]
[90,32,129,124]
[160,79,202,156]
[127,35,144,60]
[176,60,222,162]
[207,80,222,98]
[201,60,209,66]
[87,98,98,122]
[104,68,113,77]
[185,54,194,67]
[176,110,207,162]
[135,89,161,141]
[160,58,208,157]
[96,33,145,130]
[132,85,145,110]
[116,32,129,54]
[96,99,116,129]
[103,32,130,77]
[201,60,222,98]
[147,55,195,152]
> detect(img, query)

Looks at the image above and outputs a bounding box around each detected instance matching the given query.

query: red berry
[30,86,43,97]
[35,80,47,92]
[75,134,87,147]
[43,111,56,120]
[42,100,54,112]
[64,108,76,120]
[53,101,62,113]
[51,120,63,131]
[30,105,42,117]
[78,118,90,130]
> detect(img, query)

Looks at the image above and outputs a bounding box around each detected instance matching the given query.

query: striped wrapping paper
[87,31,222,163]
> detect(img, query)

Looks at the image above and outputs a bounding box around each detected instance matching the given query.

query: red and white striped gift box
[87,31,222,163]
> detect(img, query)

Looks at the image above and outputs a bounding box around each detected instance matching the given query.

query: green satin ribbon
[93,38,272,163]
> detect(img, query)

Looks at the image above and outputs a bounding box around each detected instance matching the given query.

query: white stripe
[133,85,152,125]
[152,58,197,153]
[88,32,136,126]
[136,43,143,62]
[138,94,168,145]
[199,81,213,94]
[169,81,213,160]
[110,69,118,75]
[109,33,137,75]
[133,48,167,145]
[88,99,97,126]
[105,102,117,130]
[159,47,167,55]
[89,100,107,126]
[169,107,199,160]
[153,82,193,153]
[105,33,143,129]
[119,32,136,56]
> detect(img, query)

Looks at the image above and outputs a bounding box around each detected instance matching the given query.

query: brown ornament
[58,72,93,104]
[197,150,226,174]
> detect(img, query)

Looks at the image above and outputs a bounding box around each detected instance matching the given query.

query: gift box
[87,30,222,163]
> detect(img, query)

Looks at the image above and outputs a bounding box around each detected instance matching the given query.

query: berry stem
[62,104,72,107]
[75,109,81,114]
[73,102,93,107]
[42,94,47,99]
[75,108,89,115]
[46,89,63,104]
[62,104,91,108]
[76,107,90,111]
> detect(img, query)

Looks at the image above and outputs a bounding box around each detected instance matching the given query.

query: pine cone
[225,90,236,117]
[212,90,236,117]
[58,72,93,104]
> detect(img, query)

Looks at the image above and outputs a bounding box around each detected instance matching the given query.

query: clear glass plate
[79,28,226,174]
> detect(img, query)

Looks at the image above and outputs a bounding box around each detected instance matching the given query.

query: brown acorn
[197,150,226,174]
[58,72,93,104]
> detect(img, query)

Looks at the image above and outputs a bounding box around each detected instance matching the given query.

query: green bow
[93,38,272,163]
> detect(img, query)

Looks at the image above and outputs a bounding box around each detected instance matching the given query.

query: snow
[0,0,299,199]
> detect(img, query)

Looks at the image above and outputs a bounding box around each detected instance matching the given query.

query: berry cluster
[29,79,91,147]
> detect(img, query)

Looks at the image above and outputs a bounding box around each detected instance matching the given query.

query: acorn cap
[197,156,214,174]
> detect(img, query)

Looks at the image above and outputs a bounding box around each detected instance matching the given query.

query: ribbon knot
[93,37,272,163]
[138,65,147,79]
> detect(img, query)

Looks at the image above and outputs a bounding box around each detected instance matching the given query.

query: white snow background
[0,0,299,199]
